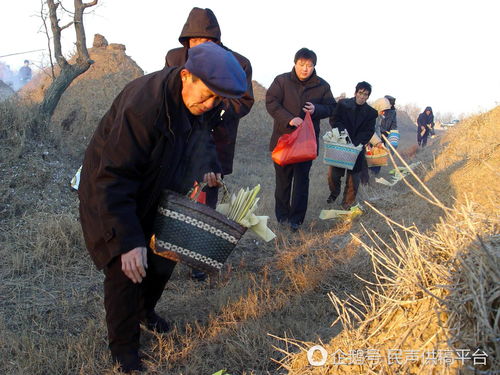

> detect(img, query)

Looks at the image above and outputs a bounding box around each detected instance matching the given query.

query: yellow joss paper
[216,185,275,242]
[319,204,363,220]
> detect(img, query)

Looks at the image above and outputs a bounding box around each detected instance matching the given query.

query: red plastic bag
[189,181,207,204]
[272,111,317,166]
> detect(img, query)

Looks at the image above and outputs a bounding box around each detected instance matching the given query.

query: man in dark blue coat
[327,81,377,209]
[165,7,254,206]
[165,7,254,280]
[417,106,434,147]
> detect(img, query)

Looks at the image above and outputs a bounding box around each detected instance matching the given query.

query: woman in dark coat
[417,106,434,147]
[266,48,336,231]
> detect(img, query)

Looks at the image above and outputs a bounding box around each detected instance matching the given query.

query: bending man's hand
[121,246,148,283]
[204,172,222,187]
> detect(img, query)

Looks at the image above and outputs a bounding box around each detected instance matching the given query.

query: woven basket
[323,140,362,170]
[152,190,247,274]
[366,151,389,167]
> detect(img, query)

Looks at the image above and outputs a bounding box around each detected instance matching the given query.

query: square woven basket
[152,190,247,274]
[323,140,362,170]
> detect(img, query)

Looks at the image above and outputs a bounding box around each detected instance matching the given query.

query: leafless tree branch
[83,0,98,9]
[60,21,74,30]
[40,0,56,79]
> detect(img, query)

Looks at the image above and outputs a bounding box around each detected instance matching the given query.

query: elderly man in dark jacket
[266,48,336,231]
[78,42,246,373]
[327,81,378,209]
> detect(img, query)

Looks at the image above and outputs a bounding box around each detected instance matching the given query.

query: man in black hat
[165,7,254,280]
[78,42,247,373]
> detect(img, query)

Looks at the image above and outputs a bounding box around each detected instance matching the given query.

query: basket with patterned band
[323,140,362,170]
[151,184,247,274]
[388,130,400,148]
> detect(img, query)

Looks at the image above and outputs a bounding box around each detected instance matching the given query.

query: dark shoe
[191,268,208,282]
[112,350,144,373]
[142,311,171,334]
[290,223,300,232]
[326,193,337,204]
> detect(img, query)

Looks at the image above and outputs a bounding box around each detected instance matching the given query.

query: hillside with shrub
[0,38,498,375]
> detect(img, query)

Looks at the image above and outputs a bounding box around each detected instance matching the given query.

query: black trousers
[417,129,429,147]
[103,250,176,354]
[273,160,312,225]
[327,166,361,208]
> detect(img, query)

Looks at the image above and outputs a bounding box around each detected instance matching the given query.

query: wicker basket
[323,140,362,170]
[366,151,389,167]
[151,190,247,274]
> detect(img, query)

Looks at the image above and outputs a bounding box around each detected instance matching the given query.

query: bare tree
[436,111,454,123]
[399,102,421,123]
[39,0,98,119]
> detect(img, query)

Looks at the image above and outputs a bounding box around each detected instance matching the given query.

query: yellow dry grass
[274,107,500,375]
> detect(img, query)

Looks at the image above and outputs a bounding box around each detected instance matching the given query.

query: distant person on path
[266,48,336,231]
[18,60,32,85]
[327,81,377,208]
[78,42,247,373]
[165,7,254,280]
[417,106,434,147]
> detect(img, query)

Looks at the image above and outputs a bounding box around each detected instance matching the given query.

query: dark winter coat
[78,67,219,269]
[18,66,32,83]
[380,108,397,133]
[417,106,434,128]
[165,8,254,175]
[266,69,336,152]
[329,97,378,172]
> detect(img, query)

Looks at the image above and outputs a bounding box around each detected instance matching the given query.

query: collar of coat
[153,66,194,140]
[343,97,370,112]
[289,68,321,87]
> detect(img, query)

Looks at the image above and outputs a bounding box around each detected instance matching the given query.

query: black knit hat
[185,42,247,99]
[384,95,396,106]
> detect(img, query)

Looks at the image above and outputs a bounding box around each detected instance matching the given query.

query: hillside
[19,34,144,157]
[0,41,498,375]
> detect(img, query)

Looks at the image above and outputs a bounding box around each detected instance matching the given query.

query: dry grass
[274,107,500,375]
[0,99,41,161]
[1,45,498,374]
[275,200,498,374]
